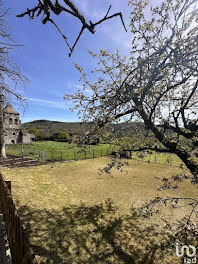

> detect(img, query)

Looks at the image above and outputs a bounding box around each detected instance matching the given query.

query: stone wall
[4,129,22,144]
[3,113,21,129]
[3,109,31,144]
[22,133,31,144]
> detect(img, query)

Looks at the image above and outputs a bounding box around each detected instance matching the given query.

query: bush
[51,131,71,141]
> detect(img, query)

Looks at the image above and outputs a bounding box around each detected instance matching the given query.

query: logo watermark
[176,243,197,263]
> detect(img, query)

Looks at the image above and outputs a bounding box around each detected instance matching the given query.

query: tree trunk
[0,92,6,159]
[175,149,198,180]
[1,142,6,158]
[137,103,198,179]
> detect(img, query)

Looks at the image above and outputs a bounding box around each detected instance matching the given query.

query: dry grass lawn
[1,158,197,264]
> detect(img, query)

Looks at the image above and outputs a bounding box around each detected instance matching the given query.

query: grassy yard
[133,151,183,167]
[6,141,114,161]
[6,141,184,167]
[1,158,197,263]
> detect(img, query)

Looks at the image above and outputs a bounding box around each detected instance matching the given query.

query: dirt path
[0,155,40,168]
[0,205,12,264]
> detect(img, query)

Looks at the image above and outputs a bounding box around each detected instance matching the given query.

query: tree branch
[17,1,127,57]
[123,147,171,153]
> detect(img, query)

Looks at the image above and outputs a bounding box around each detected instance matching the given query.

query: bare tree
[0,1,26,158]
[17,0,127,57]
[0,92,6,157]
[65,0,198,180]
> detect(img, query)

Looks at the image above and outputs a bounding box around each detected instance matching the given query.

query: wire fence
[6,146,117,163]
[123,150,184,167]
[5,144,185,167]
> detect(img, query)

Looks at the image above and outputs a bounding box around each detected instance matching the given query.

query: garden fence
[0,173,37,264]
[6,147,115,163]
[5,145,183,167]
[122,150,183,167]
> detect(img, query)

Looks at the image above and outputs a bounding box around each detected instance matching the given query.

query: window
[9,118,13,124]
[15,119,18,125]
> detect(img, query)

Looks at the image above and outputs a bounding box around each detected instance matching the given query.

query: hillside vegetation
[23,120,83,135]
[23,120,145,136]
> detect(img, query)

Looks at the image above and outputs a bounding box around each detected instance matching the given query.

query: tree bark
[135,99,198,179]
[0,93,6,159]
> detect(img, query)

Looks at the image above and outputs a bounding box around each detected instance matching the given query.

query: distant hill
[23,120,146,136]
[23,120,84,135]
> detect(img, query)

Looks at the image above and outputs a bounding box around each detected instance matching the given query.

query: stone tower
[3,104,31,144]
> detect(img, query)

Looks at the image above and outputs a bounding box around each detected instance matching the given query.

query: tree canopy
[65,0,198,179]
[53,131,70,141]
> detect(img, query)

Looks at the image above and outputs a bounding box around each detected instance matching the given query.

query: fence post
[155,156,157,163]
[0,174,37,264]
[42,151,46,163]
[148,153,152,163]
[51,151,54,161]
[5,181,11,194]
[61,150,63,161]
[20,148,24,159]
[166,156,170,165]
[20,148,24,164]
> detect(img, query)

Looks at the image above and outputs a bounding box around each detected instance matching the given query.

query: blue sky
[4,0,132,123]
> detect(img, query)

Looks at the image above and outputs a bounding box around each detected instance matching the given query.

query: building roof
[3,104,19,115]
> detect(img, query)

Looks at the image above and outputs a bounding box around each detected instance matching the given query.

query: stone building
[3,104,31,144]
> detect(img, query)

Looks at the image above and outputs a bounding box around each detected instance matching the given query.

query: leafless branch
[17,1,127,57]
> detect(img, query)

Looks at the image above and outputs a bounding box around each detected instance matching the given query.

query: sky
[4,0,132,123]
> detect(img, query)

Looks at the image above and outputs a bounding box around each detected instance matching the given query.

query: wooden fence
[0,173,37,264]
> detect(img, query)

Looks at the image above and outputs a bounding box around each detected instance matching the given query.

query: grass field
[1,158,197,263]
[6,141,114,161]
[133,151,183,167]
[6,141,184,167]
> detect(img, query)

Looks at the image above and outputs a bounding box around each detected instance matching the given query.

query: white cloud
[77,0,104,20]
[66,82,93,95]
[102,24,131,52]
[27,97,69,110]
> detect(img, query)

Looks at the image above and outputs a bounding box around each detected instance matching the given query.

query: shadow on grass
[17,199,175,264]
